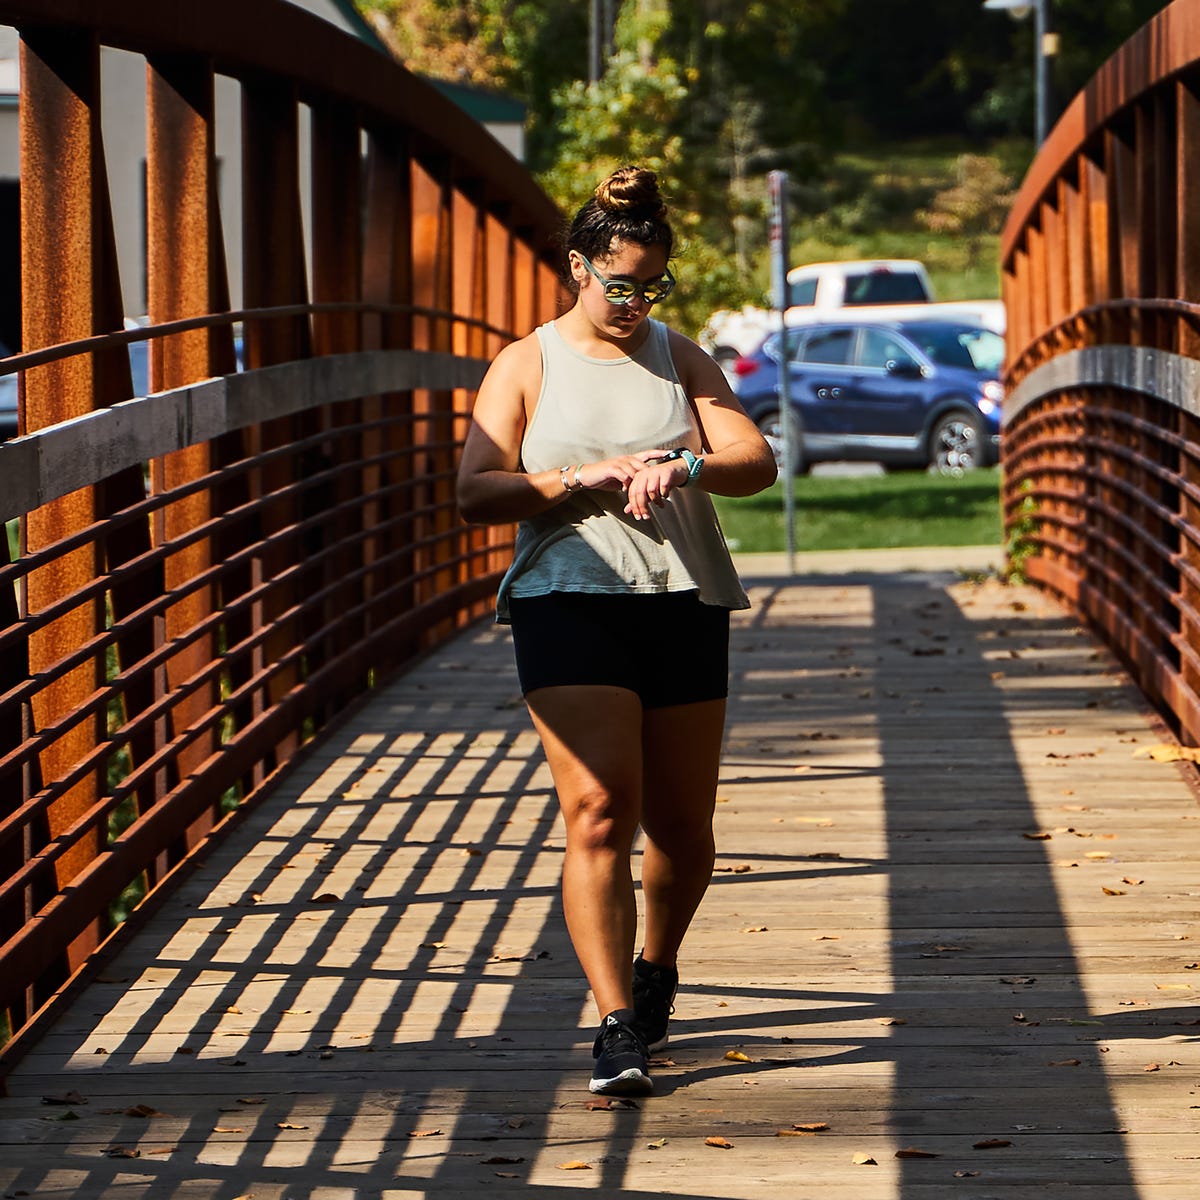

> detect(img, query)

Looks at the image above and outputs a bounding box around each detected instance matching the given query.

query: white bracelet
[574,465,585,490]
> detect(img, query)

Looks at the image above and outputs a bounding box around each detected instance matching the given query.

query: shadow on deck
[1,552,1198,1199]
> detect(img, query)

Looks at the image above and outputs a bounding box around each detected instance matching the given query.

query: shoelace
[598,1016,647,1058]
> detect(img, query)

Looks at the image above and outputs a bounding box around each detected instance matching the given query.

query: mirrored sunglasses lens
[603,282,637,302]
[642,281,672,303]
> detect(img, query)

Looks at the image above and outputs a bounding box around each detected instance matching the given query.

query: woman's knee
[562,785,639,854]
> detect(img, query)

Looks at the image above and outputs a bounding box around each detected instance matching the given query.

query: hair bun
[593,166,668,222]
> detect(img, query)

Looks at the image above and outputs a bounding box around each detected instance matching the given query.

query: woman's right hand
[576,450,665,494]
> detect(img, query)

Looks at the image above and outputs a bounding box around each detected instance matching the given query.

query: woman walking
[456,166,776,1095]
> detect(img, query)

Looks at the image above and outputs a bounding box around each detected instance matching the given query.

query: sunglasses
[577,253,676,305]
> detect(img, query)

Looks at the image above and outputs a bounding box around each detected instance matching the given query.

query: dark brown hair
[565,166,674,266]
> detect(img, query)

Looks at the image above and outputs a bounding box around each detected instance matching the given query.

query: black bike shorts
[507,590,730,709]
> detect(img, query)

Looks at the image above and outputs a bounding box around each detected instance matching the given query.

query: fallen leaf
[1023,832,1052,840]
[895,1147,939,1159]
[238,1097,266,1105]
[557,1161,592,1170]
[462,847,483,857]
[741,926,768,934]
[277,1122,309,1130]
[483,1155,524,1164]
[724,1050,753,1063]
[877,1017,907,1026]
[851,1151,878,1165]
[792,1122,829,1132]
[103,1146,141,1159]
[1102,887,1127,896]
[212,1126,245,1134]
[1000,976,1037,986]
[494,1173,519,1179]
[646,1138,668,1149]
[973,1138,1012,1149]
[705,1136,734,1149]
[41,1091,87,1106]
[955,1170,982,1178]
[1084,851,1111,860]
[311,893,340,903]
[1133,744,1200,762]
[123,1105,163,1119]
[813,935,840,941]
[1144,1063,1161,1072]
[1121,877,1144,886]
[1048,1059,1081,1067]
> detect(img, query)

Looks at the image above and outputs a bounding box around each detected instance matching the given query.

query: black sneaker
[632,955,678,1052]
[590,1008,652,1096]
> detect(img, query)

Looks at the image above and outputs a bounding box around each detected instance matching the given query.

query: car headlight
[977,379,1004,415]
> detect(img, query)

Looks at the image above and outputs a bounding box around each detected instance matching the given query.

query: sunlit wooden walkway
[2,548,1198,1200]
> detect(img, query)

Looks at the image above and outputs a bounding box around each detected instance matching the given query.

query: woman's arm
[456,337,669,525]
[621,331,777,517]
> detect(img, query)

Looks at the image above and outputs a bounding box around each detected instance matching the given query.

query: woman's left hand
[623,456,689,521]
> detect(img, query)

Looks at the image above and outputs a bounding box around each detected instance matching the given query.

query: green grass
[713,467,1003,554]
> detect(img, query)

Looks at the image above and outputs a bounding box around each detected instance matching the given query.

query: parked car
[701,259,1006,367]
[732,316,1005,475]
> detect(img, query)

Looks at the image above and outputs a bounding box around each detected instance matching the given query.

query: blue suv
[732,317,1005,475]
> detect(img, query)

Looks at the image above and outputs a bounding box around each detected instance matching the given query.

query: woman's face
[569,240,671,341]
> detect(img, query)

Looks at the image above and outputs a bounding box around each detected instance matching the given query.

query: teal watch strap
[679,448,704,486]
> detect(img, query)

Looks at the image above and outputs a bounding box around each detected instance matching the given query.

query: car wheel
[756,409,806,476]
[928,411,982,476]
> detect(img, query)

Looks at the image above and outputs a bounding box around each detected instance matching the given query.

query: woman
[456,166,776,1096]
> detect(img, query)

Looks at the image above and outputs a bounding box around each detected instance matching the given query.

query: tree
[917,155,1016,268]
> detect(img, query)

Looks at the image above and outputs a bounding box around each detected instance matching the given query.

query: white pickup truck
[701,259,1006,367]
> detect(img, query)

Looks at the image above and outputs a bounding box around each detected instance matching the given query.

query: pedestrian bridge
[2,3,1200,1196]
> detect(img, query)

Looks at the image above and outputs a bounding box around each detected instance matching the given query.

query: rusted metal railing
[0,0,565,1061]
[1001,0,1200,745]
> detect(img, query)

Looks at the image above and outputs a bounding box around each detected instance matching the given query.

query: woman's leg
[638,697,727,967]
[524,683,645,1020]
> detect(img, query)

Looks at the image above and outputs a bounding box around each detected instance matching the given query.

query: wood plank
[2,568,1199,1198]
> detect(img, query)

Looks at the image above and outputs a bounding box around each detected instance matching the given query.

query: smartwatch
[658,447,704,486]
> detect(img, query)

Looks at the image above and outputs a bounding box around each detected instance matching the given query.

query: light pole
[983,0,1057,145]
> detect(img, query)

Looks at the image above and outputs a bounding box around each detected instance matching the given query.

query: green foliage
[356,0,1173,335]
[1002,477,1041,583]
[917,154,1017,268]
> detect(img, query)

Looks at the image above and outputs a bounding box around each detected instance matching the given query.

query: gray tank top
[494,318,748,622]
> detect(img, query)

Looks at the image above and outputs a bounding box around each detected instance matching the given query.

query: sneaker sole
[589,1068,653,1096]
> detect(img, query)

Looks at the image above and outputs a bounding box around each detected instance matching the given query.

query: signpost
[767,169,796,571]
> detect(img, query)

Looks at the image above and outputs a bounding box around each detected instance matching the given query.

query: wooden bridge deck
[2,551,1199,1199]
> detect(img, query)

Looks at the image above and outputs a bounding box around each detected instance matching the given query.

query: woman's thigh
[525,684,645,839]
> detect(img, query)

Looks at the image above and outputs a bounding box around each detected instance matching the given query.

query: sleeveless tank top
[494,318,748,622]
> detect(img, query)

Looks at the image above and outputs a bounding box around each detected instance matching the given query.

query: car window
[799,328,854,365]
[858,328,919,371]
[905,325,1005,374]
[843,270,928,305]
[788,278,817,307]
